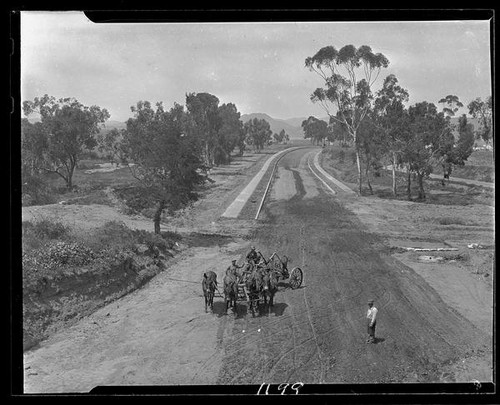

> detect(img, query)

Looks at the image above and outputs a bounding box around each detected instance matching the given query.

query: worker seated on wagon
[246,246,260,264]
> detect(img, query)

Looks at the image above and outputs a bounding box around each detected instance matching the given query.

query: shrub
[133,229,174,253]
[46,241,96,266]
[160,230,182,243]
[23,219,69,240]
[21,174,57,206]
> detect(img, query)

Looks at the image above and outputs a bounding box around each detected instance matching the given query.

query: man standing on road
[366,299,378,343]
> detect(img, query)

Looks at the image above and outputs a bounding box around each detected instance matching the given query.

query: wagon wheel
[289,267,303,289]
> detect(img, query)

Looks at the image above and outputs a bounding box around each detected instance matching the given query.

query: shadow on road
[270,302,288,316]
[212,301,229,318]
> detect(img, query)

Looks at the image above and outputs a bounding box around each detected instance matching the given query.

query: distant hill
[282,116,329,127]
[241,113,328,139]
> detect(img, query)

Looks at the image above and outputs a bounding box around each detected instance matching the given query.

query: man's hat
[232,259,237,263]
[368,299,374,304]
[251,246,255,249]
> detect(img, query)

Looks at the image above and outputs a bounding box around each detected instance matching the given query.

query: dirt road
[218,148,492,384]
[22,147,493,392]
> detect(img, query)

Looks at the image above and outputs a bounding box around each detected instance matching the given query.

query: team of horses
[202,260,280,316]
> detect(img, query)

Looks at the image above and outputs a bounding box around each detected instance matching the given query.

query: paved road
[216,147,490,384]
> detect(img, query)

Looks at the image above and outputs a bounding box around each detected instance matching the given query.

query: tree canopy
[121,101,207,233]
[467,96,492,144]
[305,44,389,193]
[244,118,272,152]
[301,116,330,145]
[22,95,110,189]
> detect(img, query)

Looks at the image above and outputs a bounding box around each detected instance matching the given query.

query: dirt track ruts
[215,147,491,384]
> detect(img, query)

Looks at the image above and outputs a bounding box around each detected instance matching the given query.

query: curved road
[216,147,490,384]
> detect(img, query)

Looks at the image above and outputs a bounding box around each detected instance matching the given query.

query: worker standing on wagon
[366,299,378,343]
[226,259,240,277]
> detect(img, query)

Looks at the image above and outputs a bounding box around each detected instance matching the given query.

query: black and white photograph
[16,10,494,396]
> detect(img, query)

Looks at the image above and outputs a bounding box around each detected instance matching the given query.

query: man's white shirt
[367,307,378,324]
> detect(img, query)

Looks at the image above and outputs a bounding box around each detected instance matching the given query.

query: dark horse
[202,270,218,313]
[223,274,238,314]
[261,269,279,314]
[244,270,263,317]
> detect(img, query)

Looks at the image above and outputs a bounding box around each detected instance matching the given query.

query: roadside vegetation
[304,44,492,199]
[22,217,181,351]
[21,93,280,221]
[320,144,493,206]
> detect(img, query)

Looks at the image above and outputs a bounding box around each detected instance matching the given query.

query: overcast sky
[21,12,492,122]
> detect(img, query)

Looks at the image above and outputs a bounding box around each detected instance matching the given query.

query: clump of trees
[22,95,110,190]
[185,92,246,166]
[301,116,330,145]
[243,117,272,152]
[305,44,390,193]
[305,45,483,200]
[273,129,290,144]
[467,96,492,144]
[21,92,274,232]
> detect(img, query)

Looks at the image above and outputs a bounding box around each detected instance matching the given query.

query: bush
[132,229,181,253]
[46,241,97,266]
[23,219,69,240]
[21,174,57,206]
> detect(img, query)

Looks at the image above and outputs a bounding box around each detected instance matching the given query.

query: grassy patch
[320,145,494,206]
[23,159,137,207]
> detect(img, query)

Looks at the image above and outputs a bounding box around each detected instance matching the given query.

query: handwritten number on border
[257,382,304,395]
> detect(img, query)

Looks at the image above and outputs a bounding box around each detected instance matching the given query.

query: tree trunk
[365,161,373,195]
[407,168,412,201]
[154,200,166,234]
[67,163,75,190]
[392,152,397,196]
[355,149,362,194]
[417,173,426,200]
[205,142,210,167]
